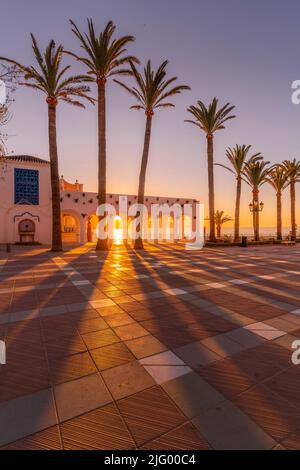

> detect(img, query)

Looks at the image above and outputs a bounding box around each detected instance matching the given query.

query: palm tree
[267,164,289,241]
[68,19,139,250]
[214,210,232,238]
[282,159,300,238]
[115,60,190,249]
[215,145,262,242]
[242,159,270,241]
[0,35,93,251]
[185,98,236,242]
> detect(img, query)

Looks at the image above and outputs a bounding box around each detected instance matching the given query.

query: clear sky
[1,0,300,228]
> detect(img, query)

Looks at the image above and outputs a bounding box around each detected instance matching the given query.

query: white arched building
[0,155,199,245]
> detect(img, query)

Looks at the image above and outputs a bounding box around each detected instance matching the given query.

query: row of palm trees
[1,19,299,250]
[1,19,193,251]
[216,152,300,242]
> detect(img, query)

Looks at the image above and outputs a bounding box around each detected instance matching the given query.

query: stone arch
[61,209,81,244]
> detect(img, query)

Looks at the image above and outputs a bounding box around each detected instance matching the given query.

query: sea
[220,227,292,239]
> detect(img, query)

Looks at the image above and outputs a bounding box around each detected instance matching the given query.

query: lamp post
[249,199,264,241]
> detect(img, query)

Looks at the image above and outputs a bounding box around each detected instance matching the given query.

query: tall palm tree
[267,165,289,241]
[215,145,262,242]
[68,19,139,250]
[0,35,93,251]
[115,60,190,249]
[214,210,232,238]
[185,98,236,242]
[282,159,300,238]
[242,159,270,241]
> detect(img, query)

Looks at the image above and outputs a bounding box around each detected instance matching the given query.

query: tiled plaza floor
[0,242,300,449]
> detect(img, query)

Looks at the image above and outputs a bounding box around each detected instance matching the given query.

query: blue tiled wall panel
[14,168,39,205]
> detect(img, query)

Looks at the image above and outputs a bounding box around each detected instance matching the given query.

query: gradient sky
[1,0,300,228]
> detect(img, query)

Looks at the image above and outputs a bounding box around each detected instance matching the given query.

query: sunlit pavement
[0,242,300,449]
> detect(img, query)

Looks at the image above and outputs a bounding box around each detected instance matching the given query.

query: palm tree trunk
[96,80,109,250]
[207,134,216,242]
[276,191,282,240]
[217,224,221,238]
[48,103,62,252]
[290,181,296,238]
[234,176,241,242]
[134,113,153,250]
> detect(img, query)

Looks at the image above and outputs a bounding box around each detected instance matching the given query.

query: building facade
[0,155,198,245]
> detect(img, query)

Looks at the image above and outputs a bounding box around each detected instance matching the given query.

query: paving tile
[140,351,185,366]
[104,312,135,327]
[233,384,300,441]
[61,403,135,450]
[102,360,155,400]
[125,335,167,359]
[118,386,186,446]
[81,328,120,349]
[206,283,226,289]
[200,334,245,357]
[114,322,149,341]
[48,352,97,384]
[164,288,187,296]
[141,422,211,450]
[162,371,224,418]
[225,328,266,348]
[143,364,192,385]
[0,388,57,446]
[90,342,135,371]
[76,317,108,334]
[89,299,115,309]
[0,426,61,450]
[192,399,276,449]
[174,341,221,368]
[54,373,112,422]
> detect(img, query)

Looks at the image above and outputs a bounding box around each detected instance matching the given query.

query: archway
[62,212,80,243]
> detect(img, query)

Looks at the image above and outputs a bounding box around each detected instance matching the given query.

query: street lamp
[249,201,264,212]
[249,200,264,242]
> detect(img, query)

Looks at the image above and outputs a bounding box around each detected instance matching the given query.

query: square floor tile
[164,288,187,296]
[192,399,276,449]
[61,403,135,450]
[174,341,221,368]
[162,371,224,418]
[102,361,155,400]
[118,385,186,446]
[90,342,135,371]
[143,364,192,385]
[201,334,245,358]
[54,373,112,422]
[114,323,148,341]
[140,350,184,366]
[82,328,120,349]
[0,388,57,446]
[125,335,167,359]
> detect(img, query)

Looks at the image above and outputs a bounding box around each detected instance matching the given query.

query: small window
[14,168,39,205]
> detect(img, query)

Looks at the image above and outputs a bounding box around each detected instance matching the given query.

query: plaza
[0,242,299,449]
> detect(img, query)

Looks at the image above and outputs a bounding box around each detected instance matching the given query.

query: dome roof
[4,155,50,165]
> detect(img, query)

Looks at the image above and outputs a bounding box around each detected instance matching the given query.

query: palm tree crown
[114,60,190,115]
[217,145,262,176]
[267,164,289,192]
[214,210,232,225]
[282,158,300,182]
[185,97,235,135]
[0,34,93,106]
[242,159,271,188]
[67,19,139,82]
